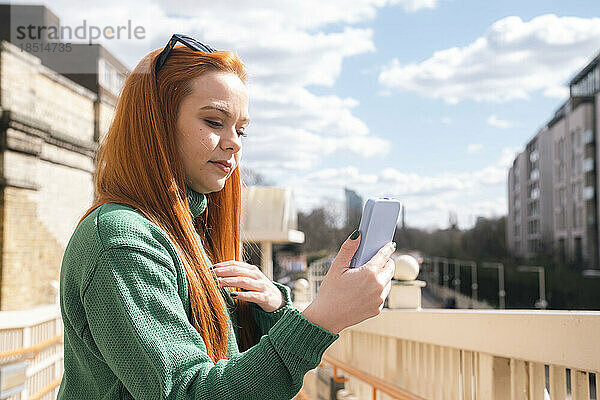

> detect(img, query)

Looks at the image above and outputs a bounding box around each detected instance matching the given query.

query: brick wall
[0,40,108,310]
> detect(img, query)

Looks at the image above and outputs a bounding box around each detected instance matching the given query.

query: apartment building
[507,51,600,268]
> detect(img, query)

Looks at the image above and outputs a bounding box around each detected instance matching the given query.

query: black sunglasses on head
[154,34,217,76]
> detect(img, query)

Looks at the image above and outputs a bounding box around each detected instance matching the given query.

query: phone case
[349,197,401,268]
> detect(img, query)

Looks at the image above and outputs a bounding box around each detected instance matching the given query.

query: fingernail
[349,229,359,240]
[392,242,396,250]
[230,292,238,297]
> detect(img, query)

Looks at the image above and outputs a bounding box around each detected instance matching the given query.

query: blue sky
[14,0,600,230]
[302,0,600,229]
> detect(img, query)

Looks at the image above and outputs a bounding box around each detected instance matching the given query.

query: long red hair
[77,45,258,363]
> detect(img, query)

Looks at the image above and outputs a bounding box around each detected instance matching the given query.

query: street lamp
[464,261,478,307]
[482,262,506,309]
[517,265,548,309]
[451,259,461,293]
[430,256,441,285]
[442,258,450,289]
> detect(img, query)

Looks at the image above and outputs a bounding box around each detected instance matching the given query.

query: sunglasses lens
[156,35,216,75]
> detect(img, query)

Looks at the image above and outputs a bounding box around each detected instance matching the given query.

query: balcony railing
[318,308,599,400]
[0,304,63,400]
[301,254,600,400]
[2,295,599,400]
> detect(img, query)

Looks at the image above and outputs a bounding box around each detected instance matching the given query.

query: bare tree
[240,166,275,186]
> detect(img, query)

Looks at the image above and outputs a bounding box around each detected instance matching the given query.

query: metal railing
[319,355,426,400]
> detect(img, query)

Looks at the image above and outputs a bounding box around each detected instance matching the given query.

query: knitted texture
[57,185,339,399]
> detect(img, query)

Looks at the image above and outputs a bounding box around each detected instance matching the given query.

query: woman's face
[175,70,249,194]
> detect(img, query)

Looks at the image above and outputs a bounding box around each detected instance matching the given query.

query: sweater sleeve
[250,281,295,337]
[82,246,339,400]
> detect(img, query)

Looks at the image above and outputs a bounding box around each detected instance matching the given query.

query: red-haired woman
[57,34,396,400]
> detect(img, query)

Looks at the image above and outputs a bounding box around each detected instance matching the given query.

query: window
[528,181,540,200]
[572,182,578,228]
[530,169,539,181]
[528,201,539,217]
[528,238,541,253]
[99,58,124,95]
[571,131,577,175]
[558,137,565,161]
[556,187,566,230]
[583,129,594,144]
[530,150,539,162]
[527,219,540,235]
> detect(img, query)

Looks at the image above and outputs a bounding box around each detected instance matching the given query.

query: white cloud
[291,146,518,229]
[12,0,430,180]
[13,0,526,230]
[378,14,600,103]
[487,115,513,129]
[442,117,452,125]
[467,144,483,153]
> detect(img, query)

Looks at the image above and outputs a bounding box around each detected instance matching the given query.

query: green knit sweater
[57,184,339,400]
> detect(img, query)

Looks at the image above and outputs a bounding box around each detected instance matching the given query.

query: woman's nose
[220,128,242,152]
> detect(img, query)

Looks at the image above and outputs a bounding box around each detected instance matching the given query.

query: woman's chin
[209,178,227,192]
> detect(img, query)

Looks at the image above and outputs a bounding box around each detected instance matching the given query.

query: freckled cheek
[182,129,218,161]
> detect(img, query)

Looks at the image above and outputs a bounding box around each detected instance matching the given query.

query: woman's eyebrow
[199,105,250,123]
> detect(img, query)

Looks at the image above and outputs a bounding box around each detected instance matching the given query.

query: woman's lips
[209,161,231,174]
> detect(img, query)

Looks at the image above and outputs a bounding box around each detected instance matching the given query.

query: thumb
[331,230,361,271]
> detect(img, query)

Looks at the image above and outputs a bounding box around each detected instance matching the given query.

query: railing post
[527,362,546,400]
[571,370,590,399]
[510,358,527,400]
[549,365,567,400]
[21,326,31,399]
[477,354,510,399]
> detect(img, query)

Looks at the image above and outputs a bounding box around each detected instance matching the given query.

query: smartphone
[349,197,401,268]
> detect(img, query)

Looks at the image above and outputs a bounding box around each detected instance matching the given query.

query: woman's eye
[205,119,247,138]
[205,120,222,127]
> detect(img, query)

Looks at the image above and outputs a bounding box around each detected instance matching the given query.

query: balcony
[296,256,600,400]
[1,294,599,400]
[310,308,599,400]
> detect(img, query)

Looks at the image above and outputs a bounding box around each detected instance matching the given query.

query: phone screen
[349,198,400,268]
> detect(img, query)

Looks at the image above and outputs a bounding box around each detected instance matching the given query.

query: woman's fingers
[224,290,265,303]
[218,276,263,291]
[212,260,260,272]
[212,265,260,279]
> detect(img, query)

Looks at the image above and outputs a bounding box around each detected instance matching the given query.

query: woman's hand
[301,231,395,335]
[211,261,285,312]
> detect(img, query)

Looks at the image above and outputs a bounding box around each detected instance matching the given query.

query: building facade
[507,52,600,268]
[0,4,128,309]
